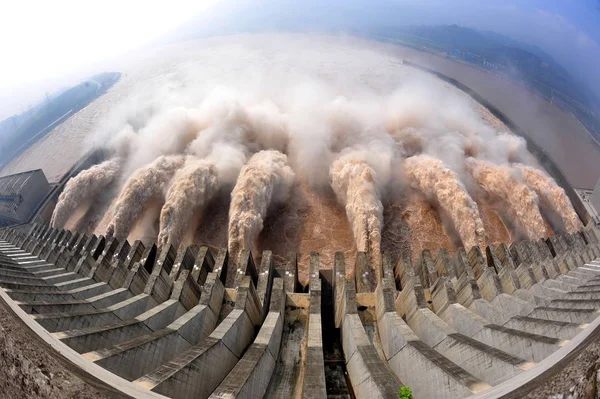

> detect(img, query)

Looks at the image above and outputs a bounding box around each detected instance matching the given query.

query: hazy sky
[178,0,600,95]
[1,0,599,119]
[0,0,219,119]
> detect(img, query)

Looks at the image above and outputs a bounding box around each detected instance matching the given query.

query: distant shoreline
[0,73,121,171]
[378,36,600,147]
[394,55,591,224]
[367,38,600,190]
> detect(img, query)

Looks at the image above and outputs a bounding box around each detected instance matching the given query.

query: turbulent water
[330,157,383,279]
[404,154,485,251]
[157,156,219,248]
[39,35,585,278]
[227,150,295,266]
[106,155,185,240]
[466,158,547,240]
[516,164,582,233]
[50,158,121,228]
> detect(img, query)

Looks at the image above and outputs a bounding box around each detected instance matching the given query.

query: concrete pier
[3,224,600,398]
[334,252,400,398]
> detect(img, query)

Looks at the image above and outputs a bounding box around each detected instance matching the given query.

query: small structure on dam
[0,170,51,227]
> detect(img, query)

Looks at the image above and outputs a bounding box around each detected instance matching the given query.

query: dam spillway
[1,224,600,398]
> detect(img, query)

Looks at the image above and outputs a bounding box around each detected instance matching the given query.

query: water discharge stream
[330,158,383,279]
[466,158,546,240]
[405,154,485,251]
[51,158,121,229]
[157,157,219,248]
[515,164,582,233]
[106,155,185,240]
[227,150,295,266]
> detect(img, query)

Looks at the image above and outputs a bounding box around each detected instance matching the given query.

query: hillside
[0,72,120,168]
[364,25,600,140]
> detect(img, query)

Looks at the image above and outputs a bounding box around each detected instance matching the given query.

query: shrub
[398,386,413,399]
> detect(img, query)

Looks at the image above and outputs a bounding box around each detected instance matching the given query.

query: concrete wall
[0,170,51,225]
[591,179,600,220]
[16,171,51,222]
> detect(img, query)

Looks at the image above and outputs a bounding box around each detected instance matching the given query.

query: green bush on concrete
[398,386,413,399]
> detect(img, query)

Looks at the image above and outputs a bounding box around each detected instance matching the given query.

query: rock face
[0,302,106,399]
[526,342,600,399]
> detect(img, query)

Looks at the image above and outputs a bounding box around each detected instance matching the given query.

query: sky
[1,0,599,119]
[0,0,219,119]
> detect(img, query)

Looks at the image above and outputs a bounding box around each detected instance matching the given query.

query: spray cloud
[50,36,585,276]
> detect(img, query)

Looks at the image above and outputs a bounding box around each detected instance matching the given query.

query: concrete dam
[1,36,600,398]
[1,221,600,398]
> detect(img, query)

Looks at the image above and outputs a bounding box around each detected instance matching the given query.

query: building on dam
[0,169,51,227]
